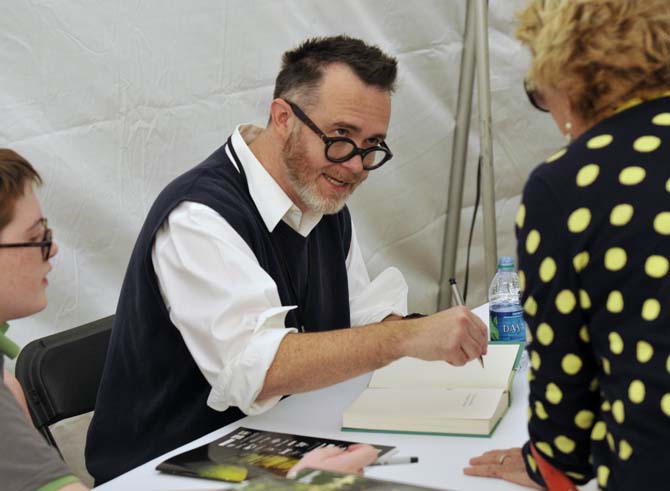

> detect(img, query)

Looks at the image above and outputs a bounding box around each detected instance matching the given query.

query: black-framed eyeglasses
[285,100,393,170]
[0,218,53,261]
[524,78,549,113]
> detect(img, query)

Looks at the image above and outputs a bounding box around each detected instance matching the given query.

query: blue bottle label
[489,309,525,342]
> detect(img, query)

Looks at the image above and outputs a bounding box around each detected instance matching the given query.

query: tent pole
[438,1,476,310]
[474,0,498,287]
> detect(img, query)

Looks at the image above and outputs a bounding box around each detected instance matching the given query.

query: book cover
[156,426,396,483]
[237,468,449,491]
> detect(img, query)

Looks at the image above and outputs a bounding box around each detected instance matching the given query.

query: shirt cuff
[36,475,81,491]
[207,307,297,415]
[350,267,408,326]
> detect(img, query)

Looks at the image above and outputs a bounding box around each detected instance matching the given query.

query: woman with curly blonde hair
[465,1,670,490]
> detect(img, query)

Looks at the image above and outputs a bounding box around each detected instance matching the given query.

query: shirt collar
[0,322,20,360]
[230,124,323,237]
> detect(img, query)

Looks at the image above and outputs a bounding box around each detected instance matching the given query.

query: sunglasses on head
[524,78,549,113]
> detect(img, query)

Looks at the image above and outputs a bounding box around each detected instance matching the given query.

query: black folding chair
[15,315,113,452]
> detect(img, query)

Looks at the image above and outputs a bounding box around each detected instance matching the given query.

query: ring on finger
[498,454,509,465]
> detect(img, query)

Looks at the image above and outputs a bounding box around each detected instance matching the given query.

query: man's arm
[258,306,487,400]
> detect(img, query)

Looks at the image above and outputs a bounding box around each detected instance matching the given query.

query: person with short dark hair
[86,35,488,484]
[0,149,87,491]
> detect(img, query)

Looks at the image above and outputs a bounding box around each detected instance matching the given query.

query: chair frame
[15,315,113,452]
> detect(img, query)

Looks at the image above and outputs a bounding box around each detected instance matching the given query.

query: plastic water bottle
[488,256,525,343]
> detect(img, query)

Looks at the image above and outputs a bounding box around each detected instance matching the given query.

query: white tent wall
[1,0,563,366]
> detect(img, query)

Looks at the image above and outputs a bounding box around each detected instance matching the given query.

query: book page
[369,343,520,390]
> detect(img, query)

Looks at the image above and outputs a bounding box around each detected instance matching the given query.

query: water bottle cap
[497,256,515,271]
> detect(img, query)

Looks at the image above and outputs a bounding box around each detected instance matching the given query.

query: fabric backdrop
[1,0,562,365]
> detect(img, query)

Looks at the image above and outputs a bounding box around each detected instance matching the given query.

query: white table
[96,370,531,491]
[97,302,539,491]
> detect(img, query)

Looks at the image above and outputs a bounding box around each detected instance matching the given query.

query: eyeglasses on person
[524,78,549,113]
[284,100,394,170]
[0,218,53,261]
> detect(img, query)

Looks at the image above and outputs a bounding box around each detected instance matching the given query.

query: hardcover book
[342,343,522,437]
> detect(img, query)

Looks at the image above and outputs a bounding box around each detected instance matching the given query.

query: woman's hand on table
[463,447,541,489]
[287,443,378,478]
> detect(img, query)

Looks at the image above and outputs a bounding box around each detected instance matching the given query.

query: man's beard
[282,130,360,215]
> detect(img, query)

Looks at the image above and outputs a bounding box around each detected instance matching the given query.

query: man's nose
[340,152,366,174]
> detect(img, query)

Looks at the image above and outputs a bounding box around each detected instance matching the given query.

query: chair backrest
[15,315,113,450]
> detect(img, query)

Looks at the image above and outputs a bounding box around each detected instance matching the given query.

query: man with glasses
[87,35,488,484]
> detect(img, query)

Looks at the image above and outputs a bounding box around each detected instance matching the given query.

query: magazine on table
[156,426,396,483]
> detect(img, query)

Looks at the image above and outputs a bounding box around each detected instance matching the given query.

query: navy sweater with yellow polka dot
[517,96,670,491]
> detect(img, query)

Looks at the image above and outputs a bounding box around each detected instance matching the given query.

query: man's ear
[269,98,293,141]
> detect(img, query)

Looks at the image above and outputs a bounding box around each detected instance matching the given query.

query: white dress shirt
[152,124,408,416]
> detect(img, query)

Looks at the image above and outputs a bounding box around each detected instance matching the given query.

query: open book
[342,343,522,437]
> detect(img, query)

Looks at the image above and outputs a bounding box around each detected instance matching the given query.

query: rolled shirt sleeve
[153,203,409,417]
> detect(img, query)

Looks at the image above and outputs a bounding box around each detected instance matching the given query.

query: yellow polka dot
[642,298,661,321]
[619,439,633,461]
[661,394,670,416]
[546,383,563,404]
[526,229,541,254]
[645,255,669,278]
[519,270,526,291]
[607,432,615,451]
[579,289,591,309]
[539,257,557,282]
[591,421,607,440]
[567,208,591,233]
[666,355,670,373]
[531,351,541,370]
[654,212,670,235]
[554,435,576,453]
[572,251,589,273]
[629,380,646,404]
[528,369,535,382]
[536,323,554,346]
[535,400,549,420]
[597,465,610,487]
[516,204,526,228]
[666,178,670,193]
[610,203,634,226]
[603,357,611,375]
[555,290,576,314]
[589,377,599,391]
[609,332,624,354]
[633,135,661,153]
[653,113,670,126]
[619,166,646,185]
[575,410,595,429]
[536,441,554,458]
[602,400,611,412]
[524,295,538,316]
[526,454,538,473]
[580,325,590,343]
[587,134,613,149]
[546,148,567,163]
[637,340,654,363]
[607,290,624,313]
[604,247,627,271]
[576,164,600,187]
[612,400,625,423]
[562,354,583,375]
[567,472,586,480]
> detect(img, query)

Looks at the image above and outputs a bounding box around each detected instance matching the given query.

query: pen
[370,456,419,466]
[449,277,485,368]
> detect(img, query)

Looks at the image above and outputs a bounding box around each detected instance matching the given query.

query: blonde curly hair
[516,0,670,124]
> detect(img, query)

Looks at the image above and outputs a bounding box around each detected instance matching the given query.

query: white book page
[369,343,519,390]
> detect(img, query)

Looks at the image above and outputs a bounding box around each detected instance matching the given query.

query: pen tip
[448,277,456,285]
[410,457,419,463]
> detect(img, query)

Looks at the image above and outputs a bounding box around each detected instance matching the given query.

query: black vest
[85,139,352,484]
